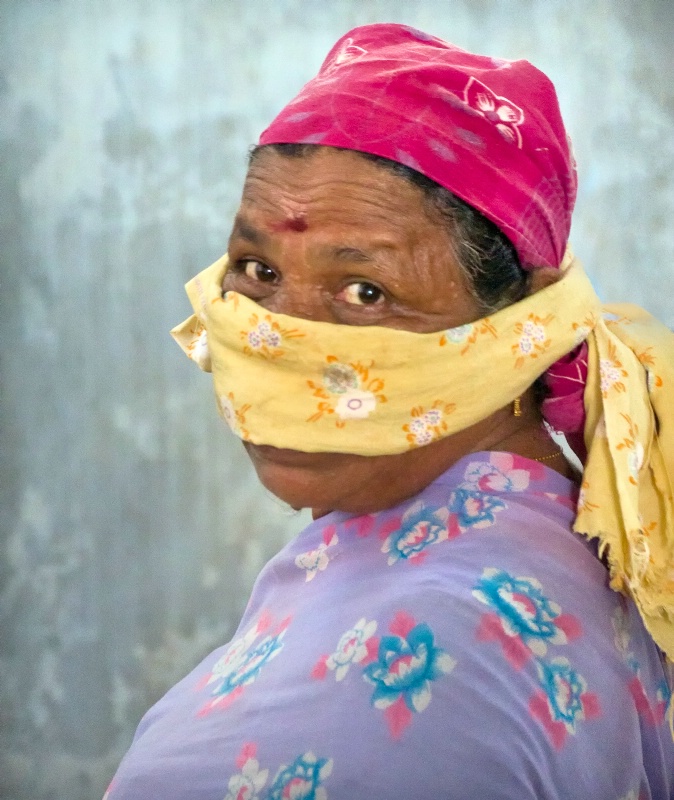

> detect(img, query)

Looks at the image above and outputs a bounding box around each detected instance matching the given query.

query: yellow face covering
[172,250,599,454]
[172,250,674,662]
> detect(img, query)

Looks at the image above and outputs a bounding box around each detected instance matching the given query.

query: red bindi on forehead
[272,214,308,233]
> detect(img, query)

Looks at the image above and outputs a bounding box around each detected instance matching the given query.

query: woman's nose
[261,279,336,323]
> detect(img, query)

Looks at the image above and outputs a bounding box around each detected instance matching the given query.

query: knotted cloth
[172,249,674,661]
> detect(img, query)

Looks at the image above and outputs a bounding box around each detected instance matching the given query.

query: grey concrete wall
[0,1,672,798]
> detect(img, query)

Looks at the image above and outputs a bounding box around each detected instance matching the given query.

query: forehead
[227,146,482,327]
[238,147,442,231]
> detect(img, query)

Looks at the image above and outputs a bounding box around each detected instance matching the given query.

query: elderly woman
[107,24,674,799]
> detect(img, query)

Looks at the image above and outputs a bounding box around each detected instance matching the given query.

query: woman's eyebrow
[230,216,271,247]
[329,246,375,262]
[324,239,398,262]
[230,215,395,262]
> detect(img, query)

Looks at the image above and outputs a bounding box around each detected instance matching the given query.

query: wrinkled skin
[224,147,571,516]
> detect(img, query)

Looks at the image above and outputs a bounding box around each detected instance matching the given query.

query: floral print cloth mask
[172,249,674,663]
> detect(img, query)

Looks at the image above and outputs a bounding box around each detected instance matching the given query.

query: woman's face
[224,147,489,515]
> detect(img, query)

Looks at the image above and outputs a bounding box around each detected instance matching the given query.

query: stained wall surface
[1,1,672,798]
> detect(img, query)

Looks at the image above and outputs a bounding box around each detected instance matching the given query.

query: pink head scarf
[258,23,587,443]
[260,23,577,270]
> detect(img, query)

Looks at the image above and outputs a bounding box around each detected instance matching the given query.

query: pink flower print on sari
[437,454,534,539]
[197,611,290,715]
[312,617,378,681]
[380,501,451,566]
[539,492,578,512]
[267,752,333,800]
[529,657,600,749]
[295,525,338,581]
[473,569,582,669]
[614,604,669,726]
[363,611,456,740]
[461,451,533,493]
[343,513,377,539]
[628,674,669,727]
[224,743,269,800]
[464,76,525,147]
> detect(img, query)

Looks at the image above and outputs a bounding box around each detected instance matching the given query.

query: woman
[107,24,674,799]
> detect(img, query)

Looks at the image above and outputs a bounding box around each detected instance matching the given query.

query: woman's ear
[526,266,562,296]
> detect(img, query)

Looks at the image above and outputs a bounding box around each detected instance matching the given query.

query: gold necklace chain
[532,449,564,463]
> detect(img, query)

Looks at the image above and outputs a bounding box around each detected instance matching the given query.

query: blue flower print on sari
[447,488,506,532]
[473,568,581,667]
[363,611,456,739]
[224,745,332,800]
[529,657,600,749]
[443,452,544,537]
[267,752,333,800]
[196,610,290,715]
[380,501,451,565]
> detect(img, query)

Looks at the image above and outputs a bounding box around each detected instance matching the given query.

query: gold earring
[513,397,522,417]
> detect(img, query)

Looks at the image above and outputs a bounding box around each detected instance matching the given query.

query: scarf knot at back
[578,303,674,657]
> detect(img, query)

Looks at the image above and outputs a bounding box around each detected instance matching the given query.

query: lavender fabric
[107,453,674,799]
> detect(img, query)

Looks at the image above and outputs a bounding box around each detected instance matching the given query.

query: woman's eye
[340,282,384,306]
[241,260,277,283]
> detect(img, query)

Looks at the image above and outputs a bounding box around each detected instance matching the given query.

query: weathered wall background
[0,1,672,798]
